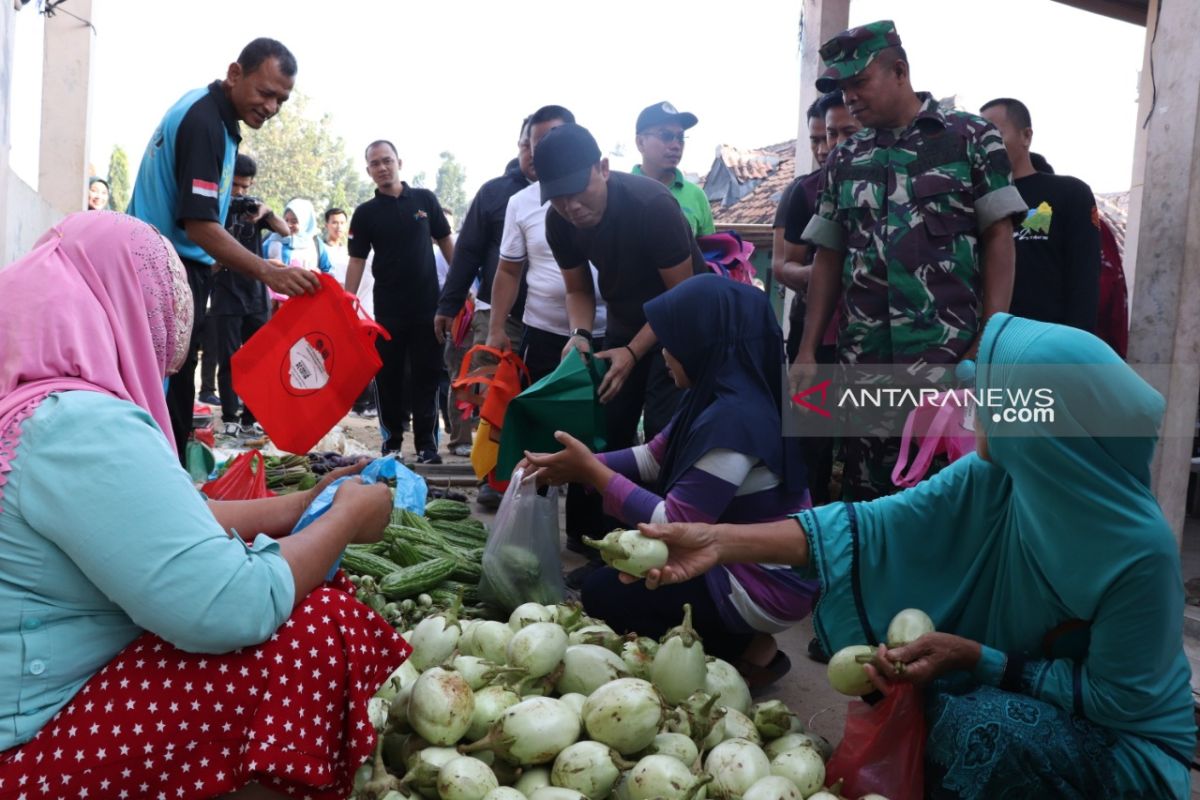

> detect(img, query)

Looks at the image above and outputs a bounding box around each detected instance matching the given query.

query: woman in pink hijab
[0,212,411,799]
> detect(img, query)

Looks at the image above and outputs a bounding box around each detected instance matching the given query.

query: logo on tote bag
[283,333,334,396]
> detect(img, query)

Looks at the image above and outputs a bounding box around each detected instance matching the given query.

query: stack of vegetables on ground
[346,593,875,800]
[343,499,489,628]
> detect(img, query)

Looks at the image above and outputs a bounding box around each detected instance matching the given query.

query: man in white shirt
[487,106,607,380]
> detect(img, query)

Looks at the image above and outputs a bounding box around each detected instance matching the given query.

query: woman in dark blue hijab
[525,275,815,686]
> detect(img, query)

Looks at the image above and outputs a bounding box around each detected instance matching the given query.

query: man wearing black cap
[632,101,714,237]
[536,123,707,452]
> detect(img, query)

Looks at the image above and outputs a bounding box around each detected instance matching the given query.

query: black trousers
[602,334,683,449]
[211,310,269,424]
[582,567,751,662]
[166,260,212,465]
[375,317,442,454]
[200,316,219,395]
[519,325,609,540]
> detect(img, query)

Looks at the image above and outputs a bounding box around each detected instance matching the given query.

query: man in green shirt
[632,101,715,236]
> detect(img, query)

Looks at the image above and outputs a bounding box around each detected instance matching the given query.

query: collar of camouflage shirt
[875,91,944,143]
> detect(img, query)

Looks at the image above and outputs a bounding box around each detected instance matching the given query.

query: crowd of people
[0,19,1190,799]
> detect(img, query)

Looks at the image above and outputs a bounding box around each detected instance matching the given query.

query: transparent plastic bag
[478,467,564,612]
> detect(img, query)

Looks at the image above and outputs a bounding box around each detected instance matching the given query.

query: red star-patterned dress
[0,573,411,799]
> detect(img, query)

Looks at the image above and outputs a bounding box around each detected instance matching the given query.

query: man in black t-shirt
[981,98,1100,331]
[210,154,289,437]
[346,140,455,463]
[536,123,705,450]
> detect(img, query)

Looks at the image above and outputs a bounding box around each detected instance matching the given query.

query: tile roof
[700,140,798,225]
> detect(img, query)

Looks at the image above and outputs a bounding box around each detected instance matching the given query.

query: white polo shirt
[499,182,607,337]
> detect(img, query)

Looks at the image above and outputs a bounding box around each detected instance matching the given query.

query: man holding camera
[208,154,288,437]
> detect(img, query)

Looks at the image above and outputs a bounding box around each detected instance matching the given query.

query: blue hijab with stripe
[643,274,807,495]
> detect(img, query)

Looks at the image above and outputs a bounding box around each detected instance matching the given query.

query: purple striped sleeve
[596,449,640,481]
[601,473,662,524]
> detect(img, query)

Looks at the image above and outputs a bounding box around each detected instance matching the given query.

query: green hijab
[807,313,1193,760]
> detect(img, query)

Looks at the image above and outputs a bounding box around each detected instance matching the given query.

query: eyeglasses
[644,130,686,145]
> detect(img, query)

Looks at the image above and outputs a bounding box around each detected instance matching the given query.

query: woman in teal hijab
[635,314,1194,798]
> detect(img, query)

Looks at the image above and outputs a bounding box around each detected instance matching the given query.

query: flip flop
[735,650,792,693]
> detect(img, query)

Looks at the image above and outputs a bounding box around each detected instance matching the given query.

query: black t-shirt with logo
[545,171,706,340]
[348,184,452,322]
[1011,172,1101,332]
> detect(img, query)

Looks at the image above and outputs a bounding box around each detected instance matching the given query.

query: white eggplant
[620,637,659,679]
[764,733,833,762]
[529,789,588,800]
[644,732,699,766]
[484,789,528,800]
[741,775,803,800]
[701,707,761,751]
[410,609,463,671]
[769,748,825,797]
[704,738,771,799]
[437,756,499,800]
[550,740,626,799]
[582,529,669,577]
[556,645,630,695]
[558,692,587,717]
[886,608,935,648]
[703,659,752,716]
[377,660,422,701]
[750,700,804,740]
[826,645,876,696]
[453,656,496,691]
[628,754,711,800]
[461,696,580,765]
[568,624,623,653]
[368,696,391,732]
[650,604,707,705]
[510,602,555,630]
[507,622,569,678]
[513,768,552,797]
[405,746,462,799]
[581,678,665,755]
[474,621,515,665]
[408,667,476,745]
[466,686,520,742]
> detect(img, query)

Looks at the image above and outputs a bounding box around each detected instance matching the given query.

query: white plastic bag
[479,467,564,612]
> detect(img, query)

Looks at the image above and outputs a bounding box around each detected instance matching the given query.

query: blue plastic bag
[291,455,428,578]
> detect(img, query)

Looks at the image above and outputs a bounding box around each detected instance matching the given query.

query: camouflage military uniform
[802,21,1028,500]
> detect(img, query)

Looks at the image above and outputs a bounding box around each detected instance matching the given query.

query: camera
[229,195,261,217]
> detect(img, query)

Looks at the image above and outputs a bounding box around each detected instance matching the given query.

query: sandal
[735,650,792,693]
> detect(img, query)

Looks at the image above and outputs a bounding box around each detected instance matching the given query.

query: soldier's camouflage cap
[815,20,903,92]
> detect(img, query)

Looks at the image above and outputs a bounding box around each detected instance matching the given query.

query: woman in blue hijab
[633,313,1193,798]
[524,275,814,687]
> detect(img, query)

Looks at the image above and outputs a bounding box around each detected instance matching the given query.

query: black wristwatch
[570,328,593,342]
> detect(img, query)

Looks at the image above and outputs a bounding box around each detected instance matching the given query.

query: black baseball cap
[635,101,698,134]
[534,123,603,203]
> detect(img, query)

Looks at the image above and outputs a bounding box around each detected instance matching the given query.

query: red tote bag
[232,273,389,454]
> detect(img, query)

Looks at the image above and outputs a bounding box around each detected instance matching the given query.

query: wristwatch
[570,328,592,342]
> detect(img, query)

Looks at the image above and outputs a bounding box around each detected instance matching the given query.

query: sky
[9,0,1147,204]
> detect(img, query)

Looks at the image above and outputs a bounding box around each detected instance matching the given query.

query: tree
[243,92,373,221]
[435,151,468,220]
[107,145,131,212]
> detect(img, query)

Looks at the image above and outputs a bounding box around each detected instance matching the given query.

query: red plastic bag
[232,273,390,454]
[201,449,276,500]
[825,683,926,800]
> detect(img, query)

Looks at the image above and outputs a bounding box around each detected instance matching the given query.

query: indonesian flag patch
[192,179,219,199]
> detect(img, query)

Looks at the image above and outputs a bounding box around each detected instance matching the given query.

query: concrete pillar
[0,0,15,262]
[796,0,851,176]
[1124,0,1200,543]
[37,0,95,216]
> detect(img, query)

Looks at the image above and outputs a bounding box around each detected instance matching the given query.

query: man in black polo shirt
[211,154,289,437]
[127,38,319,462]
[346,140,455,464]
[537,123,704,450]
